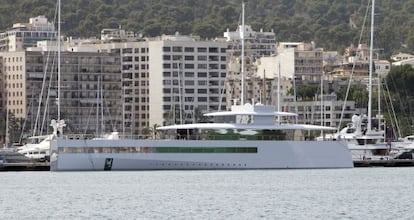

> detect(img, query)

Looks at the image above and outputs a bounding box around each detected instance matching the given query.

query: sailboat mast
[57,0,61,121]
[277,62,281,123]
[367,0,374,132]
[240,2,245,105]
[4,86,9,148]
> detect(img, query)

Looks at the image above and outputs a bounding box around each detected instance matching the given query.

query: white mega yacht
[50,102,353,171]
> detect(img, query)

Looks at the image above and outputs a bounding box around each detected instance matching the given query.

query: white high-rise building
[277,42,324,83]
[86,33,228,136]
[148,35,228,127]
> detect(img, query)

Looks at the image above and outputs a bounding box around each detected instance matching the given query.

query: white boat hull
[50,139,353,171]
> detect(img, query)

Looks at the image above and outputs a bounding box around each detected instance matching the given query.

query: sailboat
[320,0,401,161]
[49,3,353,171]
[17,0,66,161]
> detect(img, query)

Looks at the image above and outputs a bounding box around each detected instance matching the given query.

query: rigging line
[32,56,45,135]
[40,54,56,136]
[102,91,119,132]
[19,95,33,143]
[388,67,407,123]
[384,77,402,138]
[337,0,371,133]
[381,81,396,139]
[83,100,95,136]
[33,3,59,137]
[82,84,98,136]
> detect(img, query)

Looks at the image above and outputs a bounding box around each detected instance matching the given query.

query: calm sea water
[1,168,413,220]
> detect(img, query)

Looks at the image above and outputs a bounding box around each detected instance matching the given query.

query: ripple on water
[0,168,414,219]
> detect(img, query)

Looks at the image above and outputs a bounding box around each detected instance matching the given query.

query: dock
[0,162,50,171]
[354,159,414,167]
[0,149,50,171]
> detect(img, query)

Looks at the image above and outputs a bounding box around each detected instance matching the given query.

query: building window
[198,89,207,94]
[198,97,207,102]
[185,80,194,86]
[184,47,194,52]
[184,56,194,61]
[172,47,182,52]
[172,55,182,61]
[198,64,207,69]
[209,47,218,53]
[184,64,194,69]
[122,48,133,54]
[184,72,194,77]
[197,47,207,52]
[185,89,194,93]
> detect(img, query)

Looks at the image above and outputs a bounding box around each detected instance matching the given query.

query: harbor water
[1,168,413,219]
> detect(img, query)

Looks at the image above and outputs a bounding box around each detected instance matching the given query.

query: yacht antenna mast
[240,2,245,105]
[277,62,281,123]
[57,0,61,121]
[4,85,9,148]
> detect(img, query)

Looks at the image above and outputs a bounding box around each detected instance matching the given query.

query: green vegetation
[1,0,414,56]
[0,111,24,145]
[289,85,319,101]
[385,65,414,135]
[337,85,369,108]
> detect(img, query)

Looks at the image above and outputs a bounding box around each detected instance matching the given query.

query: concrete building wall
[284,94,361,128]
[1,48,122,138]
[148,38,228,126]
[0,16,56,52]
[0,51,27,118]
[148,40,164,127]
[90,41,150,137]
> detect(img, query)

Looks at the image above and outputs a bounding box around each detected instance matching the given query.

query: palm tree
[142,124,160,139]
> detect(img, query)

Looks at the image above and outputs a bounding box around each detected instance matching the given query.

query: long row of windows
[58,146,258,154]
[162,47,226,53]
[4,57,23,62]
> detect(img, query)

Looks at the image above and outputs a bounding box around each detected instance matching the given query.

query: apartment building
[391,52,414,62]
[90,40,150,136]
[88,33,228,135]
[277,42,324,83]
[284,93,361,128]
[224,25,278,107]
[0,51,26,119]
[224,25,277,60]
[148,35,228,127]
[0,16,56,52]
[0,45,122,138]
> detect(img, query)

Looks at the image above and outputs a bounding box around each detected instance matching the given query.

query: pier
[0,162,50,171]
[354,159,414,167]
[0,150,50,171]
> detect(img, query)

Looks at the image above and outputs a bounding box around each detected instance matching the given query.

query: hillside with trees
[1,0,414,57]
[2,0,414,137]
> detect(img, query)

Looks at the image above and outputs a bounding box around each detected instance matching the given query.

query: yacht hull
[50,139,353,171]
